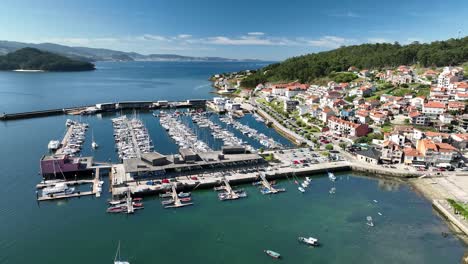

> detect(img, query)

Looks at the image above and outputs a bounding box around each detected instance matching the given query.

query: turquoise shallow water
[0,62,465,263]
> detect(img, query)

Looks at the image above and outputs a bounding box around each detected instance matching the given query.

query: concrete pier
[0,100,207,121]
[55,125,75,155]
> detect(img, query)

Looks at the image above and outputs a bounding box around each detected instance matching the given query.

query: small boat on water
[107,205,127,213]
[298,187,305,193]
[264,250,281,259]
[328,172,336,181]
[301,181,309,188]
[214,186,225,191]
[366,216,374,227]
[329,187,336,194]
[305,177,311,182]
[178,192,191,198]
[180,197,192,202]
[298,236,319,246]
[114,241,130,264]
[48,140,60,150]
[159,192,172,198]
[161,199,175,205]
[42,183,75,196]
[92,141,99,149]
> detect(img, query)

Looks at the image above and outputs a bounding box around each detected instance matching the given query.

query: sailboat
[92,130,99,149]
[114,241,130,264]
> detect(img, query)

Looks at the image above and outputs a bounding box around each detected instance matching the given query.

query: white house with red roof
[327,116,370,137]
[447,101,465,112]
[422,101,446,116]
[437,66,464,88]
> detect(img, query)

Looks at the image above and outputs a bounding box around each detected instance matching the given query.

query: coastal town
[211,63,468,237]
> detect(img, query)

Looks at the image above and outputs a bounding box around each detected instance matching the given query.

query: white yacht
[42,183,75,196]
[328,172,336,181]
[366,216,374,227]
[298,186,305,193]
[48,140,60,150]
[298,236,319,246]
[91,131,99,149]
[114,241,130,264]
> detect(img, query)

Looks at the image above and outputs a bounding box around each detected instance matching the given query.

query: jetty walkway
[0,99,207,121]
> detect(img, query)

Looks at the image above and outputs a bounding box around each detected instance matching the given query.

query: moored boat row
[158,111,211,152]
[112,115,153,160]
[192,113,254,151]
[219,115,283,149]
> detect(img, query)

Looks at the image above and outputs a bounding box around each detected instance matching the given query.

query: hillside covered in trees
[241,37,468,87]
[0,48,95,71]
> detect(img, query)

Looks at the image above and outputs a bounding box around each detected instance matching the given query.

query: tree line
[241,37,468,87]
[0,47,95,71]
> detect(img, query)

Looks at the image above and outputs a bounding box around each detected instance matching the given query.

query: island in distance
[0,47,95,72]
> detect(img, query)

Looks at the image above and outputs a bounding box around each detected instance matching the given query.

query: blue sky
[0,0,466,60]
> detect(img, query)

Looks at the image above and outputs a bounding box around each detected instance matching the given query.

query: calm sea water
[0,61,270,113]
[0,62,465,263]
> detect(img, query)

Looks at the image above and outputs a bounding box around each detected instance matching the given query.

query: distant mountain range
[0,40,261,62]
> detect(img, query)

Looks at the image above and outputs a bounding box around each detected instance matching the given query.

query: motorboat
[161,199,175,205]
[328,172,336,181]
[298,236,319,246]
[178,192,191,198]
[329,187,336,194]
[301,182,309,188]
[109,199,126,206]
[48,140,60,150]
[107,205,127,213]
[264,250,281,259]
[366,216,374,227]
[298,186,305,193]
[159,192,172,198]
[42,183,75,196]
[92,141,99,149]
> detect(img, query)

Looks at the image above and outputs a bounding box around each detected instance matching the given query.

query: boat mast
[114,241,121,262]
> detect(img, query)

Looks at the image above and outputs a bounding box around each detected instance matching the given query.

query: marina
[158,111,212,152]
[53,120,89,156]
[219,115,283,149]
[192,112,254,152]
[112,115,154,160]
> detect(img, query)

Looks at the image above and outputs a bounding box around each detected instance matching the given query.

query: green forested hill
[241,37,468,87]
[0,47,95,71]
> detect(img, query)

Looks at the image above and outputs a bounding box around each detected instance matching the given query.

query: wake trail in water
[194,84,210,90]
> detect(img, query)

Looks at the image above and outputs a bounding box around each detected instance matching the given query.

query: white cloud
[40,37,119,46]
[203,35,289,46]
[177,34,192,39]
[140,34,171,41]
[307,36,354,48]
[247,32,265,36]
[367,38,391,43]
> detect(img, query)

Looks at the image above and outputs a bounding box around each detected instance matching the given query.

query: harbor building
[40,154,94,179]
[120,147,265,180]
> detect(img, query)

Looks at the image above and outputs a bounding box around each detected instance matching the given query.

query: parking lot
[271,147,344,168]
